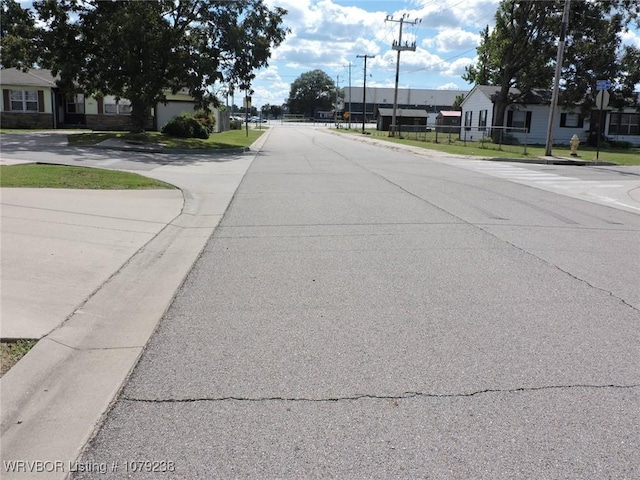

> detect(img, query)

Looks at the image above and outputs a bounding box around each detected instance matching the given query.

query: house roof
[438,111,461,117]
[0,68,58,88]
[467,85,552,105]
[376,108,428,118]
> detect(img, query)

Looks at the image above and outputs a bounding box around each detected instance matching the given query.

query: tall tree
[287,69,335,117]
[463,1,560,135]
[32,0,289,132]
[463,0,640,137]
[561,1,632,111]
[619,46,640,106]
[0,0,38,69]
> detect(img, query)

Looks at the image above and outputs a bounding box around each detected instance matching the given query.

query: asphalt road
[62,126,639,478]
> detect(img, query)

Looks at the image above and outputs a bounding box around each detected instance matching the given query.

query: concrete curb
[488,156,617,166]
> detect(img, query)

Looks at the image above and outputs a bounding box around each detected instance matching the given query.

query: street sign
[596,79,611,91]
[595,90,610,109]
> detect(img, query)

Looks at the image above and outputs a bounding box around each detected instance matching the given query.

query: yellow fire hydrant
[570,134,580,157]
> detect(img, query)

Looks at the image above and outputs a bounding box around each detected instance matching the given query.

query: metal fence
[365,124,534,155]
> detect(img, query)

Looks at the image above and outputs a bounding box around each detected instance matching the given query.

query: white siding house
[461,84,639,147]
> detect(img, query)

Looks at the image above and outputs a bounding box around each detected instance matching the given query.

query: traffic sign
[595,89,610,109]
[596,79,611,91]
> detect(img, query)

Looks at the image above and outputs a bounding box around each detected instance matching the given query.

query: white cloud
[423,28,481,53]
[413,0,500,29]
[440,57,475,77]
[437,82,465,90]
[620,29,640,48]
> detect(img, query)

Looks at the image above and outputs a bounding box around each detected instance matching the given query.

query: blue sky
[249,0,640,108]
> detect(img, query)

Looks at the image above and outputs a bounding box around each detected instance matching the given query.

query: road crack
[122,383,640,404]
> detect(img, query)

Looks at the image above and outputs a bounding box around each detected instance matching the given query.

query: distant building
[376,108,428,132]
[436,111,462,133]
[344,87,468,124]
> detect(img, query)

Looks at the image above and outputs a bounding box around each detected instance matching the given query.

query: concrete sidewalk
[0,132,270,479]
[1,188,183,339]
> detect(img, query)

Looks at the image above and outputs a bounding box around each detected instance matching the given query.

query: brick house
[1,68,207,131]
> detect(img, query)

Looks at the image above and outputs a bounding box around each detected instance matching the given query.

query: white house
[460,84,640,147]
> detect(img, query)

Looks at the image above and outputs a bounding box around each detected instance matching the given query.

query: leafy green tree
[560,1,636,109]
[0,0,38,69]
[452,94,465,111]
[287,69,335,117]
[463,1,559,134]
[463,0,640,136]
[32,0,288,132]
[619,46,640,105]
[269,104,284,118]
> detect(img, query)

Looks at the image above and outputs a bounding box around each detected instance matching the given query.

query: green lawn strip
[1,340,38,377]
[0,164,176,189]
[336,128,640,165]
[67,129,265,149]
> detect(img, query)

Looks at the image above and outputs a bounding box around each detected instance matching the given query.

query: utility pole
[356,54,375,134]
[347,62,352,129]
[386,14,421,137]
[335,74,340,128]
[545,0,571,157]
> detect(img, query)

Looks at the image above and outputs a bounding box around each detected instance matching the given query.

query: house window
[609,113,639,135]
[464,111,473,130]
[10,90,38,112]
[104,101,131,115]
[478,109,487,131]
[511,111,527,130]
[560,112,583,128]
[66,94,85,114]
[507,110,532,133]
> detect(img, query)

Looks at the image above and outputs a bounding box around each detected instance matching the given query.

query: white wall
[156,101,196,130]
[460,88,493,140]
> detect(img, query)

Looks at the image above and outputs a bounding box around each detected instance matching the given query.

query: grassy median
[0,164,177,189]
[66,128,265,149]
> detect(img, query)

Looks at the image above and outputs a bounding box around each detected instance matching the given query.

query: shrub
[609,140,632,149]
[587,132,608,147]
[194,109,216,134]
[230,118,243,130]
[161,113,209,139]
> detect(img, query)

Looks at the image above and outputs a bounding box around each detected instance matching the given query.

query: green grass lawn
[66,128,265,149]
[336,128,640,166]
[0,164,176,189]
[1,340,37,377]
